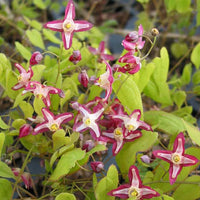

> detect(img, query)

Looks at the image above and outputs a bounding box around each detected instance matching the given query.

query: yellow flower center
[127,124,135,131]
[50,123,59,131]
[114,128,122,136]
[172,153,181,164]
[84,118,91,126]
[36,94,43,99]
[128,188,139,199]
[18,75,22,81]
[65,23,71,29]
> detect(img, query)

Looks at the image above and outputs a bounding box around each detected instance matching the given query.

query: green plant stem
[55,44,63,84]
[10,146,33,200]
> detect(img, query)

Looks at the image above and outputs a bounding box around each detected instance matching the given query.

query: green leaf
[173,175,200,200]
[192,70,200,85]
[0,178,12,200]
[43,29,62,44]
[176,0,191,13]
[191,43,200,69]
[19,101,34,119]
[0,117,9,129]
[49,148,85,181]
[0,162,15,179]
[133,61,155,92]
[32,64,46,81]
[116,131,158,175]
[55,193,76,200]
[15,42,32,61]
[144,110,186,135]
[33,0,46,9]
[24,17,42,31]
[95,165,118,200]
[113,73,143,116]
[33,97,45,116]
[182,119,200,146]
[13,93,31,108]
[143,47,173,106]
[180,63,192,85]
[172,90,186,108]
[12,119,26,130]
[171,43,188,59]
[26,29,45,49]
[0,132,5,156]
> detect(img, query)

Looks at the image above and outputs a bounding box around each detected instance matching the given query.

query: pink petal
[101,54,115,61]
[74,122,87,132]
[140,186,160,199]
[153,150,172,163]
[129,165,142,188]
[64,0,75,20]
[89,123,101,138]
[12,83,24,90]
[88,46,98,55]
[169,163,182,185]
[62,31,73,49]
[112,139,124,155]
[124,130,141,141]
[173,132,185,155]
[99,41,105,53]
[108,184,130,199]
[138,24,144,36]
[130,109,141,121]
[138,120,153,131]
[74,21,93,32]
[33,122,49,135]
[55,113,73,125]
[15,63,27,74]
[44,20,63,32]
[181,154,199,166]
[42,108,55,122]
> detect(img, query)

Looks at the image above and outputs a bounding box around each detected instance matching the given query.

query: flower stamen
[50,123,59,132]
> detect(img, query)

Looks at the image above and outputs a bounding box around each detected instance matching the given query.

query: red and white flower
[44,0,93,49]
[108,165,159,199]
[33,108,73,135]
[153,132,199,185]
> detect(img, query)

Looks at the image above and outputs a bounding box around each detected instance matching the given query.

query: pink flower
[153,132,199,185]
[108,165,159,199]
[117,52,141,74]
[112,109,152,136]
[19,124,33,138]
[12,168,33,189]
[23,81,65,107]
[73,104,104,140]
[88,41,115,63]
[95,61,114,101]
[100,126,142,155]
[12,63,33,90]
[78,70,89,88]
[30,51,43,66]
[122,24,145,51]
[90,161,104,173]
[33,107,73,135]
[69,50,81,64]
[44,0,93,49]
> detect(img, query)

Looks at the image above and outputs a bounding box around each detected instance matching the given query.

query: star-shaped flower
[33,108,73,135]
[95,60,114,101]
[153,132,199,185]
[73,104,104,140]
[88,41,115,63]
[23,81,65,107]
[108,165,160,199]
[100,125,142,155]
[44,0,93,49]
[12,63,33,90]
[112,109,152,136]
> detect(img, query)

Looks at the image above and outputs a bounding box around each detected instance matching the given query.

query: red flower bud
[69,50,81,64]
[82,140,95,152]
[19,124,33,138]
[30,51,43,65]
[78,70,89,88]
[90,161,104,173]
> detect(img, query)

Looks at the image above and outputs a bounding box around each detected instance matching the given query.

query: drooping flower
[44,0,93,49]
[78,70,89,88]
[23,81,65,107]
[90,161,104,173]
[69,50,81,64]
[95,60,114,101]
[33,107,73,135]
[117,52,141,74]
[73,104,104,140]
[88,41,115,63]
[30,51,43,66]
[108,165,160,199]
[100,125,142,155]
[153,132,199,185]
[112,109,152,136]
[122,24,145,51]
[12,63,33,90]
[19,124,33,138]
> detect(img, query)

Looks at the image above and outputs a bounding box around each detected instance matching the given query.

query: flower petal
[62,31,73,49]
[140,186,160,199]
[44,20,63,32]
[169,163,182,185]
[173,132,185,155]
[153,150,172,163]
[42,108,55,122]
[65,0,75,20]
[74,21,93,32]
[108,184,130,199]
[181,154,199,166]
[129,165,142,188]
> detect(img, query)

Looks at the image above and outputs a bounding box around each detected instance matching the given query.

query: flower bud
[82,140,95,152]
[30,51,43,65]
[21,172,33,189]
[69,50,81,64]
[19,124,33,138]
[12,168,20,176]
[78,70,89,88]
[151,28,159,37]
[141,155,151,164]
[90,161,104,173]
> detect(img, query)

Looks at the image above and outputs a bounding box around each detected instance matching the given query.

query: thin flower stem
[55,44,63,84]
[42,51,59,58]
[73,182,90,199]
[75,161,91,172]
